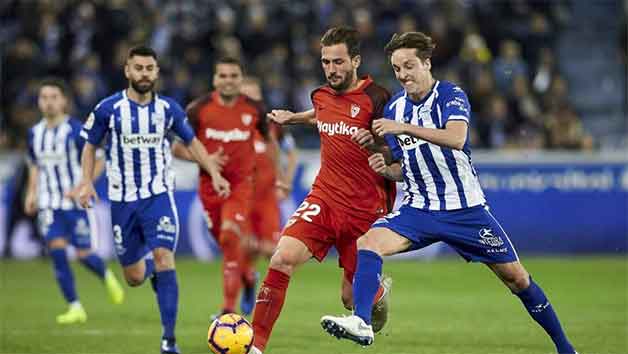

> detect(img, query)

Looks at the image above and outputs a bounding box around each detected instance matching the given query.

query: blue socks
[353,250,383,325]
[515,277,575,354]
[80,253,107,279]
[50,248,78,303]
[154,270,178,340]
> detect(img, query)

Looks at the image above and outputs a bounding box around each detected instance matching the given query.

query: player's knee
[356,232,380,254]
[48,238,67,250]
[500,266,530,292]
[268,249,298,275]
[124,270,145,287]
[153,248,175,271]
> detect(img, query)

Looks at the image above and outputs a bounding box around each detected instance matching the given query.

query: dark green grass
[1,257,626,354]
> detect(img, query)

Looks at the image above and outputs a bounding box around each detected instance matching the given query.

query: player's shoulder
[155,93,184,112]
[95,91,125,112]
[363,80,391,105]
[67,116,84,130]
[437,80,468,100]
[241,95,265,114]
[185,92,213,113]
[28,119,46,138]
[385,90,407,112]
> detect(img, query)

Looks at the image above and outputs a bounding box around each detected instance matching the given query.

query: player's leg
[73,210,124,304]
[142,192,181,354]
[218,218,246,314]
[251,235,314,352]
[487,261,576,353]
[40,209,86,324]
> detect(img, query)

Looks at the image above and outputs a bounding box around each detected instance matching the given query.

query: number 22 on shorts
[292,201,321,222]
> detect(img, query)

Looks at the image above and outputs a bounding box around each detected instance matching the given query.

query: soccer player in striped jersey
[77,45,229,354]
[24,78,125,324]
[321,32,577,354]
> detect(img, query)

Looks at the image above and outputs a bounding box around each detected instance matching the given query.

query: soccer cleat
[249,346,263,354]
[240,272,259,316]
[56,304,87,324]
[104,270,125,305]
[160,337,180,354]
[371,274,392,333]
[320,314,374,346]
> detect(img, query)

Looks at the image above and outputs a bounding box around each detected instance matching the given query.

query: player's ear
[424,58,431,71]
[352,54,361,69]
[124,61,130,80]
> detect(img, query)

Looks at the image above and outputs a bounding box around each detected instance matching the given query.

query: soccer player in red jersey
[173,57,267,316]
[249,27,396,354]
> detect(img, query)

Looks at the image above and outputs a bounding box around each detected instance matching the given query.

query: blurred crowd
[1,0,605,151]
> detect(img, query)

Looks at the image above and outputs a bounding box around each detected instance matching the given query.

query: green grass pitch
[1,257,626,354]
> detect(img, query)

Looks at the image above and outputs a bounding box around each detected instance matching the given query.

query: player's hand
[211,173,231,198]
[77,181,98,209]
[267,110,295,125]
[209,146,228,172]
[373,119,405,136]
[24,191,37,216]
[352,128,376,150]
[368,153,389,177]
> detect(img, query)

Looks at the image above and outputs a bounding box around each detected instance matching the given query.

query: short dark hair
[384,32,436,61]
[127,45,158,60]
[214,56,243,70]
[320,26,361,58]
[39,77,68,96]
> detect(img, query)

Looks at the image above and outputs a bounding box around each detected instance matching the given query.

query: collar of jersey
[122,89,157,107]
[404,80,439,106]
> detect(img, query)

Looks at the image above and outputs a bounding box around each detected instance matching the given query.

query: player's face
[125,55,159,94]
[38,85,67,118]
[390,48,432,95]
[213,64,243,98]
[321,43,360,92]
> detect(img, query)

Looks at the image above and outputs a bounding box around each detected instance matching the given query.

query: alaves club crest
[350,104,360,118]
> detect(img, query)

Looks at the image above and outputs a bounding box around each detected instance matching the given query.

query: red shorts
[199,180,253,241]
[282,194,381,281]
[251,192,281,244]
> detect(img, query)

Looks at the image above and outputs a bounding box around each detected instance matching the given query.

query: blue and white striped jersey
[27,117,85,210]
[384,80,485,211]
[80,90,195,202]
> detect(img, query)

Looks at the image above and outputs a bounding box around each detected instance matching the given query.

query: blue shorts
[372,204,519,264]
[110,192,180,266]
[38,209,95,249]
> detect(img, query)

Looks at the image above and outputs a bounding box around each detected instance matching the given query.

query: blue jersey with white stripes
[384,80,485,211]
[81,90,195,202]
[27,117,85,210]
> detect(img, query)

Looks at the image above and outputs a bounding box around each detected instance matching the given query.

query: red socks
[252,268,291,351]
[220,229,242,313]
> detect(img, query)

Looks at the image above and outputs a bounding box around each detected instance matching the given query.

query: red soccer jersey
[310,76,396,217]
[187,91,263,197]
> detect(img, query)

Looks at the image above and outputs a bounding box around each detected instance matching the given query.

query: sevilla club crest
[350,104,360,118]
[241,113,252,125]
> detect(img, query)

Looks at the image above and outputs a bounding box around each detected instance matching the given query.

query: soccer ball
[207,313,254,354]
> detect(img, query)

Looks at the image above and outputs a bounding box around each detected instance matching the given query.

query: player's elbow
[451,136,466,150]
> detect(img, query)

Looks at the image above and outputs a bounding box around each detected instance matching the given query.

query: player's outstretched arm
[368,153,403,182]
[373,119,467,150]
[268,109,316,125]
[186,138,230,197]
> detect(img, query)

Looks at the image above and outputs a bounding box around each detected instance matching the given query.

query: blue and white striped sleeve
[382,103,403,161]
[169,101,195,144]
[81,101,109,145]
[442,87,471,124]
[26,128,36,164]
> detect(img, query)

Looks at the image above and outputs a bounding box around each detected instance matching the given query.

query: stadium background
[0,1,626,354]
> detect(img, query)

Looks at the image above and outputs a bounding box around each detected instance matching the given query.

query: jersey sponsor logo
[445,98,469,114]
[205,128,251,142]
[350,104,361,118]
[241,113,253,125]
[396,134,422,150]
[121,134,163,148]
[317,121,359,137]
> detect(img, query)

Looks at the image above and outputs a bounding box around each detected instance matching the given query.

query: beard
[130,79,155,94]
[328,70,354,92]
